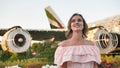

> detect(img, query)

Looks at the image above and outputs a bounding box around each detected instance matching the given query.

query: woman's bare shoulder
[85,40,94,45]
[58,40,69,47]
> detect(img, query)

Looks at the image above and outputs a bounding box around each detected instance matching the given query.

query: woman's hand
[94,62,98,68]
[60,62,67,68]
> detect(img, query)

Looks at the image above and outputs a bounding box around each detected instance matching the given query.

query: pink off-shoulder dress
[54,45,101,68]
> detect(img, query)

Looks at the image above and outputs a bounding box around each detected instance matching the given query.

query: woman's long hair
[65,13,88,39]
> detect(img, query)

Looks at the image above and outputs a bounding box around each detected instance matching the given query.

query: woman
[54,13,101,68]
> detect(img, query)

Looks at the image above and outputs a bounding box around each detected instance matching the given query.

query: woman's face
[71,15,84,31]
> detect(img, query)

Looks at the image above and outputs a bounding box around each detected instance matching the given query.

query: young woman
[54,13,101,68]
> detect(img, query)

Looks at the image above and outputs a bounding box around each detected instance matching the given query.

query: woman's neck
[71,31,83,41]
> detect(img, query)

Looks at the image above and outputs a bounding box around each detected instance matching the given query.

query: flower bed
[1,42,120,68]
[99,54,120,68]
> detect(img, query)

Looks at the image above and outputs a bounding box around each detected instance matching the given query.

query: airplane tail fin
[45,6,65,29]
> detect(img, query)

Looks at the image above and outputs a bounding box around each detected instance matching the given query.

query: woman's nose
[74,22,79,24]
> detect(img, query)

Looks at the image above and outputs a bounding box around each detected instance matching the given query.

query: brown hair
[65,13,88,39]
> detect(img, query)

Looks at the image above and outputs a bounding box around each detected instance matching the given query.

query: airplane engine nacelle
[1,26,31,53]
[94,28,120,54]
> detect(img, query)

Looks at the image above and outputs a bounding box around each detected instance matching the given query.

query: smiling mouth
[73,24,82,27]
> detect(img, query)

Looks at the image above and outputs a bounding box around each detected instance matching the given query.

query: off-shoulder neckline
[59,45,95,47]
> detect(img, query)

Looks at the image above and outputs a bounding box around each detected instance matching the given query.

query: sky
[0,0,120,29]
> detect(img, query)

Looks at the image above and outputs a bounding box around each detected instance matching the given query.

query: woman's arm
[60,62,67,68]
[94,62,98,68]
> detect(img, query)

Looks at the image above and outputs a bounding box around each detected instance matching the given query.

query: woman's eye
[71,19,75,22]
[71,19,82,22]
[77,19,81,22]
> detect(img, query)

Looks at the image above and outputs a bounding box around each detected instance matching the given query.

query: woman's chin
[73,29,82,32]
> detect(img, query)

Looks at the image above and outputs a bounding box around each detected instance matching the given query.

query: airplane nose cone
[18,38,23,42]
[14,34,26,47]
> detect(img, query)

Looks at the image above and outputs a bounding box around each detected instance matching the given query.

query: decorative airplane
[0,6,120,54]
